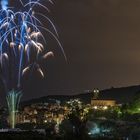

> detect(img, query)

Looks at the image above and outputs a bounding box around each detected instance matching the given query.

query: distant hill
[99,85,140,103]
[21,85,140,106]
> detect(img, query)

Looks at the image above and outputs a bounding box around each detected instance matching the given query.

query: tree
[64,99,88,139]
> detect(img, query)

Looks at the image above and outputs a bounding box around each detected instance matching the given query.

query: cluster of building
[14,89,117,126]
[16,102,70,125]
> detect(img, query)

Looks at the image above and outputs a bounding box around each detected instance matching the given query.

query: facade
[91,99,116,107]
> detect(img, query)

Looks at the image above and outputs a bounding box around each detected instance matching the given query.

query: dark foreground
[0,132,129,140]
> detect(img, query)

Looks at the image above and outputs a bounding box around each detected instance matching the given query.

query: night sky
[42,0,140,95]
[1,0,140,102]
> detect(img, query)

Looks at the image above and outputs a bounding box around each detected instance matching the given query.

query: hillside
[21,85,140,106]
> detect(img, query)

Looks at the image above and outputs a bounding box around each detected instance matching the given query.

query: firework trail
[0,0,66,91]
[6,90,22,128]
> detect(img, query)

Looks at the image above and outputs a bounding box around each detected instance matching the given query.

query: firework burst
[0,0,66,91]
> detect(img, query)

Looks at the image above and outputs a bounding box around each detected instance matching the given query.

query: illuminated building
[91,99,116,109]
